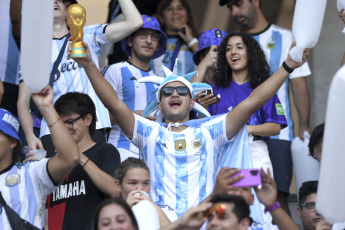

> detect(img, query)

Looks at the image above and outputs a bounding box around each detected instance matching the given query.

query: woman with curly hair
[208,32,287,174]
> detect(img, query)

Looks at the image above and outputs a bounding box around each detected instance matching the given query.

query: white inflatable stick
[337,0,345,33]
[316,65,345,224]
[21,0,54,93]
[291,132,320,199]
[289,0,327,62]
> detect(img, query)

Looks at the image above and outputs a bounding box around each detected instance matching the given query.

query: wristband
[282,61,294,73]
[188,38,198,48]
[82,158,90,168]
[264,201,280,214]
[48,116,61,128]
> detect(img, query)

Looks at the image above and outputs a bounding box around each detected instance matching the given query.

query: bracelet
[264,201,281,214]
[48,116,61,128]
[282,61,294,73]
[188,38,198,48]
[82,158,90,168]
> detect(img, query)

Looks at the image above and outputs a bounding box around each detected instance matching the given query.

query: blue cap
[193,28,227,65]
[121,15,167,59]
[0,109,21,143]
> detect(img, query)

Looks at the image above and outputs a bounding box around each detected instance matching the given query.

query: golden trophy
[66,4,87,58]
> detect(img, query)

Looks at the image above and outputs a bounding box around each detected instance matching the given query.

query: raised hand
[286,42,310,70]
[254,168,277,207]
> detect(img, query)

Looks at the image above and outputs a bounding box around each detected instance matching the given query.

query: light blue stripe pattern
[25,163,37,224]
[174,134,188,218]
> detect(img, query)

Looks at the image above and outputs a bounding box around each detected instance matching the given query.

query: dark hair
[156,0,198,38]
[214,32,270,88]
[92,197,138,230]
[299,181,318,206]
[308,123,324,157]
[0,130,21,163]
[63,0,78,5]
[54,92,96,136]
[221,0,262,8]
[210,194,250,221]
[114,158,150,184]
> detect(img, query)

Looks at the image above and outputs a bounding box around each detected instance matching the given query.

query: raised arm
[32,86,79,184]
[225,44,310,140]
[104,0,143,43]
[191,45,218,84]
[10,0,22,38]
[254,168,300,230]
[70,42,135,139]
[247,123,281,137]
[17,82,44,150]
[290,77,311,140]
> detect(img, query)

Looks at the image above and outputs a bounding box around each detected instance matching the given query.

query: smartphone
[230,169,261,187]
[200,90,220,105]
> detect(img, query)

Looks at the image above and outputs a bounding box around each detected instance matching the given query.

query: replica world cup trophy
[67,4,87,58]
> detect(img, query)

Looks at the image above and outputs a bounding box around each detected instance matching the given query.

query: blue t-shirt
[208,81,287,139]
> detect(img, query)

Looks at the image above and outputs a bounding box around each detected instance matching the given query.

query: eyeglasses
[135,30,161,41]
[299,202,316,211]
[160,86,190,98]
[63,114,84,128]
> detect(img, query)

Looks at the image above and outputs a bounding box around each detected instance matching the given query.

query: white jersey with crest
[0,159,56,229]
[40,24,111,137]
[252,24,311,141]
[103,61,158,158]
[132,114,231,218]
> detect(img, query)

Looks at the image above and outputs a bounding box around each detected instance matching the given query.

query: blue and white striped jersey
[0,159,56,229]
[132,114,230,218]
[150,35,195,77]
[40,24,111,137]
[103,61,158,157]
[252,24,311,141]
[0,0,20,85]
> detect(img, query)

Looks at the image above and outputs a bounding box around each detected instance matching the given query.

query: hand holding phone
[197,90,220,107]
[230,169,262,187]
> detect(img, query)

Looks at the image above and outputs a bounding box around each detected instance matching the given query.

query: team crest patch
[5,174,21,187]
[267,40,275,49]
[175,139,186,151]
[275,103,285,115]
[191,139,202,149]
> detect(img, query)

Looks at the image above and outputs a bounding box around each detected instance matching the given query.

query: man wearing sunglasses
[102,15,167,161]
[69,39,309,219]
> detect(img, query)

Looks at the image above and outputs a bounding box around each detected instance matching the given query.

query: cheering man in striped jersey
[70,40,310,219]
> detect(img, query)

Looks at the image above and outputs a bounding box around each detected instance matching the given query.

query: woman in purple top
[208,32,287,175]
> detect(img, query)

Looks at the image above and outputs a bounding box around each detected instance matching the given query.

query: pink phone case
[231,169,262,187]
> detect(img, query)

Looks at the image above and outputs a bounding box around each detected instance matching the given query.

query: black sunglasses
[160,86,190,98]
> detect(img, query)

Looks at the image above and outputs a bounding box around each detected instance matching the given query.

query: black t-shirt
[47,143,120,230]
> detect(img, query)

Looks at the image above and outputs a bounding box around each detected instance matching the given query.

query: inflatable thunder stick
[21,0,54,93]
[289,0,327,62]
[337,0,345,33]
[316,66,345,224]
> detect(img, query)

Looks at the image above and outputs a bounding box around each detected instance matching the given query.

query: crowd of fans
[0,0,341,229]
